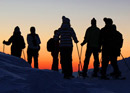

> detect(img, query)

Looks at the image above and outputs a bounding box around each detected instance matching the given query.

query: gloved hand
[75,40,79,43]
[3,40,6,44]
[81,42,84,46]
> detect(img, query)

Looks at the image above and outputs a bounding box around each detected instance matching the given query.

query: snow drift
[0,52,130,93]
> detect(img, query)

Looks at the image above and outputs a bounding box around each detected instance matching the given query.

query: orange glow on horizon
[1,43,126,72]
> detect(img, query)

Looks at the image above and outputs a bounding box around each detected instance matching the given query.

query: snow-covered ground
[0,52,130,93]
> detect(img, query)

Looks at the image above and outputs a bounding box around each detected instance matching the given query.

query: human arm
[3,36,13,45]
[81,29,89,46]
[71,28,79,43]
[36,34,41,45]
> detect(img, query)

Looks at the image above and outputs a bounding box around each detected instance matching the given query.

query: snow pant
[82,47,99,75]
[51,49,59,71]
[11,47,22,58]
[27,48,39,68]
[101,53,120,77]
[60,47,73,77]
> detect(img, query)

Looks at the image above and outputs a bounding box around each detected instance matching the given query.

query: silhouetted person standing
[100,18,123,79]
[54,16,78,79]
[3,26,25,58]
[51,30,60,71]
[81,18,101,77]
[27,27,41,68]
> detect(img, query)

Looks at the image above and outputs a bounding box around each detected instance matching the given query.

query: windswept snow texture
[0,52,130,93]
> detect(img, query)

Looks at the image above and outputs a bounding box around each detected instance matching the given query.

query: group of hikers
[3,26,41,68]
[3,16,123,80]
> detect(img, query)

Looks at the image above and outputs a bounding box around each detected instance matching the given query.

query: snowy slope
[0,52,130,93]
[86,57,130,93]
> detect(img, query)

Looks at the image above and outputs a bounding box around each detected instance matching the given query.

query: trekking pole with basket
[120,53,130,71]
[79,46,83,70]
[3,44,5,53]
[76,43,83,77]
[22,50,26,61]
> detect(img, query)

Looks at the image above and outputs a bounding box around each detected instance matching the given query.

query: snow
[0,52,130,93]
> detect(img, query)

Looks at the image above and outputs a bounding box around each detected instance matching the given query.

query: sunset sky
[0,0,130,71]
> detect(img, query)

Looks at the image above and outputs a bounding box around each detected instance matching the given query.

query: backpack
[47,38,55,52]
[111,31,123,56]
[113,31,123,49]
[103,30,123,56]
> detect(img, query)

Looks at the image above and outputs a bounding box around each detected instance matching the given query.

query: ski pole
[120,53,130,71]
[23,50,26,60]
[99,53,102,67]
[79,46,83,70]
[76,43,80,76]
[76,43,80,60]
[3,44,5,53]
[76,44,83,77]
[76,44,83,68]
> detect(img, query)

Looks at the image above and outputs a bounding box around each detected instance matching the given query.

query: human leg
[51,50,59,71]
[101,54,109,78]
[82,47,92,77]
[93,49,100,76]
[34,50,39,68]
[60,47,66,74]
[110,56,121,77]
[66,47,73,77]
[27,48,32,65]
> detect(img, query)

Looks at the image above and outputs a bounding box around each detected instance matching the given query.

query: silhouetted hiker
[50,30,60,71]
[27,27,41,68]
[3,26,25,58]
[100,18,123,79]
[81,18,101,77]
[54,16,79,79]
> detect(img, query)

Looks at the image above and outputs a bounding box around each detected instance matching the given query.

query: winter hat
[103,17,108,23]
[13,26,21,35]
[103,17,113,25]
[14,26,20,31]
[62,16,70,24]
[91,18,96,24]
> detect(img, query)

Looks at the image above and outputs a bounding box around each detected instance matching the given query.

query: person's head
[112,24,117,31]
[54,30,58,35]
[30,26,36,34]
[61,16,71,28]
[103,17,113,26]
[13,26,21,35]
[62,16,70,24]
[91,18,96,26]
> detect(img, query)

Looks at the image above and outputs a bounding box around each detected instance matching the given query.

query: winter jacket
[101,26,123,56]
[82,26,101,48]
[4,35,25,50]
[3,34,25,57]
[27,34,41,50]
[54,24,78,47]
